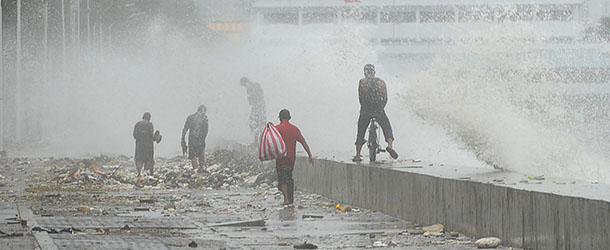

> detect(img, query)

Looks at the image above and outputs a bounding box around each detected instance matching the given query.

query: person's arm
[246,84,255,105]
[297,130,313,165]
[181,117,190,143]
[203,117,209,140]
[148,123,155,139]
[380,79,388,108]
[358,79,365,106]
[133,123,138,140]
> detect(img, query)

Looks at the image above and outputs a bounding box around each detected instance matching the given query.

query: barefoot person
[182,105,209,173]
[353,64,398,162]
[133,112,161,179]
[274,109,313,206]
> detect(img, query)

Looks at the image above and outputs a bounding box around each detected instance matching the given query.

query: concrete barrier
[293,157,610,250]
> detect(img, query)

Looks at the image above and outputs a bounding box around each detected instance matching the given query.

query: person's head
[142,112,151,121]
[279,109,291,121]
[240,77,249,86]
[197,104,206,114]
[364,64,375,78]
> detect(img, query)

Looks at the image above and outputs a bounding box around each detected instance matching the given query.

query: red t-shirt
[275,120,305,161]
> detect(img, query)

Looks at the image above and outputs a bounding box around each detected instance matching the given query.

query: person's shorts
[276,168,294,187]
[188,140,205,159]
[275,157,295,171]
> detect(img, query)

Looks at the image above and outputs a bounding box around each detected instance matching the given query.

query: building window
[380,11,416,23]
[343,9,377,23]
[537,9,573,21]
[264,12,298,24]
[497,8,535,22]
[420,10,455,23]
[303,12,337,24]
[458,8,494,22]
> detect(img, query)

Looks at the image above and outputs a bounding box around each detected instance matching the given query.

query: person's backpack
[258,122,287,161]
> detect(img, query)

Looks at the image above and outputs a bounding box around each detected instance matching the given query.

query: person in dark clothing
[182,105,209,173]
[274,109,313,206]
[133,112,161,178]
[240,77,267,145]
[353,64,398,162]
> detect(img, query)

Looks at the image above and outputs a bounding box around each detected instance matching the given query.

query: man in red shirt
[275,109,313,206]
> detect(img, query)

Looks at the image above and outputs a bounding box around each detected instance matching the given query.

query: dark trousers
[355,109,394,146]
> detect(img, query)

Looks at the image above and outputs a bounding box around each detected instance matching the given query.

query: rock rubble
[39,148,276,190]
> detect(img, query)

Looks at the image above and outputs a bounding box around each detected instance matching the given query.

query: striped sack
[258,122,287,161]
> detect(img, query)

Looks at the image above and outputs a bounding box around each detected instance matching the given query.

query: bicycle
[367,118,385,162]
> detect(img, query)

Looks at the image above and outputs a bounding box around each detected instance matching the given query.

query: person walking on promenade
[182,105,209,173]
[133,112,161,179]
[240,77,267,145]
[274,109,313,206]
[353,64,398,162]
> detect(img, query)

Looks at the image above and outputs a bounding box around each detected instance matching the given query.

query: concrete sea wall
[293,158,610,250]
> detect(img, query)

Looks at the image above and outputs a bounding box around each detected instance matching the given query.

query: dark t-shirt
[359,77,387,114]
[133,120,154,162]
[184,112,208,145]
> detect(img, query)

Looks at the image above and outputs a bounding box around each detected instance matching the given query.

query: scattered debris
[335,204,352,212]
[408,229,423,235]
[294,241,318,249]
[422,224,444,234]
[40,149,275,190]
[475,237,502,248]
[210,219,266,227]
[321,202,335,207]
[196,201,210,207]
[32,226,59,234]
[372,241,388,247]
[302,214,323,219]
[31,226,81,234]
[139,199,156,203]
[77,205,91,212]
[528,175,545,181]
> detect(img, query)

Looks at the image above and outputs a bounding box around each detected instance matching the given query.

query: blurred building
[249,0,588,45]
[195,0,250,33]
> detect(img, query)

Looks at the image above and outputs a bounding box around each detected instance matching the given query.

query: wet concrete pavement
[0,155,518,249]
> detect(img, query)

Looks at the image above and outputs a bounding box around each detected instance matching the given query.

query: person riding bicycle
[353,64,398,162]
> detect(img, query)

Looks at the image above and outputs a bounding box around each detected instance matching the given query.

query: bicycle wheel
[368,127,377,162]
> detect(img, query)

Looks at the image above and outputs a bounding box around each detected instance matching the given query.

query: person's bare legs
[353,144,364,161]
[279,184,289,205]
[191,158,198,171]
[147,161,154,176]
[287,180,294,204]
[135,161,143,180]
[387,138,394,149]
[385,138,398,159]
[198,156,205,169]
[195,156,205,173]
